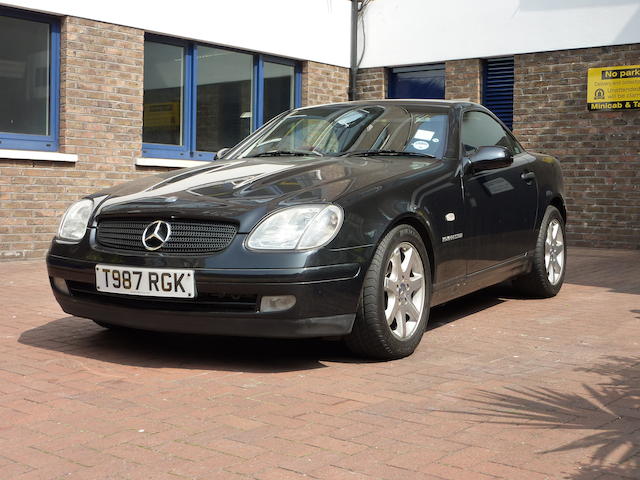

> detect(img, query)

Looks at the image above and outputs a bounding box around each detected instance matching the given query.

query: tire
[513,205,566,298]
[345,225,431,360]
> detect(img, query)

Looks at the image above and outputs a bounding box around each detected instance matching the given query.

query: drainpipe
[349,0,359,101]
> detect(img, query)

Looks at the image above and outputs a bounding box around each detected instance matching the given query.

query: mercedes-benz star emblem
[142,220,171,251]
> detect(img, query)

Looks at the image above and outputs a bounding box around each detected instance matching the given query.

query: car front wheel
[345,225,431,360]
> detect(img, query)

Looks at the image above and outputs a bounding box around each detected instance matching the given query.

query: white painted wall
[0,0,352,67]
[358,0,640,68]
[3,0,640,69]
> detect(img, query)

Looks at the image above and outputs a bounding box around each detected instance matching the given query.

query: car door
[461,110,538,274]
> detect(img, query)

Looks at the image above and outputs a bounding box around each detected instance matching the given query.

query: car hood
[95,156,439,232]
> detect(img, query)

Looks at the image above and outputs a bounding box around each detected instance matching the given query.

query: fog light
[260,295,296,313]
[52,277,70,295]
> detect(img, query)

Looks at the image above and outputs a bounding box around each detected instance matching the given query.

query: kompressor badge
[442,233,463,243]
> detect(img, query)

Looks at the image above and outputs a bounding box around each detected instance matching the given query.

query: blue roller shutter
[483,57,514,130]
[388,64,445,100]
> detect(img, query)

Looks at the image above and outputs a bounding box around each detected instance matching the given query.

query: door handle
[521,171,536,183]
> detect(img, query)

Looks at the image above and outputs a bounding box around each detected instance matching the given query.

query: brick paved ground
[1,247,639,479]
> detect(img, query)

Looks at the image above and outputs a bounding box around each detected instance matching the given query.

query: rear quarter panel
[529,152,565,229]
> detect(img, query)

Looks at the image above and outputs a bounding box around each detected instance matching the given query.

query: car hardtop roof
[296,98,480,111]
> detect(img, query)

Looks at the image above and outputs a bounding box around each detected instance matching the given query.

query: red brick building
[358,47,640,250]
[1,1,638,260]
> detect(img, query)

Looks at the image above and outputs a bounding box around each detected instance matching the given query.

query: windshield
[227,104,450,159]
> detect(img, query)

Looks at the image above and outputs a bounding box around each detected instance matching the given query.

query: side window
[461,111,521,155]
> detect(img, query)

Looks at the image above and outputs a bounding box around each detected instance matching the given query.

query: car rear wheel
[345,225,431,360]
[513,205,566,297]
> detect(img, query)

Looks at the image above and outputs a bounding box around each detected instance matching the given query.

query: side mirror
[216,148,230,159]
[467,146,513,173]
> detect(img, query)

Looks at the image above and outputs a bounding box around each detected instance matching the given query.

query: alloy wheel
[383,242,426,340]
[544,219,565,285]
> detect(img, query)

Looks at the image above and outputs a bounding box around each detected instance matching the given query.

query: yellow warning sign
[587,65,640,110]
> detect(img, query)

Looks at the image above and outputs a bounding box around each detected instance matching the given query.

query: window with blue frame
[142,36,301,160]
[0,8,59,152]
[388,64,445,100]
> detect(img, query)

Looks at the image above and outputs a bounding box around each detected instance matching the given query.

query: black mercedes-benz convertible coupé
[47,100,566,359]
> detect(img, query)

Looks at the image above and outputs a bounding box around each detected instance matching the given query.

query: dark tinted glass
[0,15,50,135]
[263,62,295,123]
[196,47,253,152]
[461,111,520,155]
[143,41,184,145]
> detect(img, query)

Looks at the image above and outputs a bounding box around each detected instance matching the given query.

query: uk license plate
[95,265,196,298]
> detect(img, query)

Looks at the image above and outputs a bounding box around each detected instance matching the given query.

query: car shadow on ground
[428,284,508,330]
[19,318,339,373]
[18,285,514,373]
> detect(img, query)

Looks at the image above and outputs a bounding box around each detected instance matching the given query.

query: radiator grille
[96,219,237,254]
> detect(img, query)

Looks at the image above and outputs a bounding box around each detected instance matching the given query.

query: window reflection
[142,38,300,158]
[196,47,253,152]
[263,62,294,123]
[0,15,50,136]
[143,42,184,145]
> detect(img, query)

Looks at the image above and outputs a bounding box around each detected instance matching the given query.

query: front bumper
[47,254,363,338]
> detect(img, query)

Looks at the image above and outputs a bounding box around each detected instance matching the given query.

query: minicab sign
[587,65,640,111]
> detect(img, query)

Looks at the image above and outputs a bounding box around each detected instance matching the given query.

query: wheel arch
[384,213,437,283]
[549,196,567,223]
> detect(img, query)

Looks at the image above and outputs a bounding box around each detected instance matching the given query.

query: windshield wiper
[248,150,323,158]
[338,150,436,158]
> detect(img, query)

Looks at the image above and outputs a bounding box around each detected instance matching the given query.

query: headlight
[57,199,94,242]
[246,204,343,251]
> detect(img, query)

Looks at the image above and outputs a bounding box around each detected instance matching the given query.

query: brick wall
[301,61,349,106]
[2,14,637,259]
[0,21,352,261]
[355,67,387,100]
[445,59,482,103]
[0,17,145,261]
[514,45,640,249]
[346,54,639,249]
